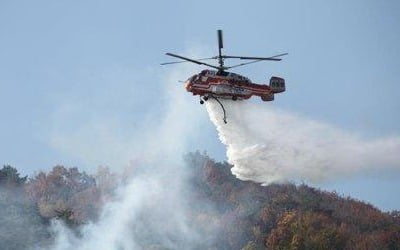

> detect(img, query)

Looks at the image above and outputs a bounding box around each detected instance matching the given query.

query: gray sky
[1,0,399,210]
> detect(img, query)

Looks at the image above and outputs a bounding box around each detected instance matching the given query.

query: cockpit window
[216,71,229,76]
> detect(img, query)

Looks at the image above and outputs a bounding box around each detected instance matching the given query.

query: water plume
[206,100,400,185]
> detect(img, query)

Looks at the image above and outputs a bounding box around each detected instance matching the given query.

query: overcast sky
[1,0,399,210]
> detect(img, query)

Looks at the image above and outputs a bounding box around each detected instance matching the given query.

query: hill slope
[1,154,399,249]
[186,152,400,250]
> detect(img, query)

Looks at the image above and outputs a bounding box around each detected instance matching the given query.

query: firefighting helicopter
[161,30,287,123]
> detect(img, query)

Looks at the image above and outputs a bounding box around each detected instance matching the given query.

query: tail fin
[269,76,285,93]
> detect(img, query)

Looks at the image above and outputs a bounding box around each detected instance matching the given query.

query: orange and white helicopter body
[185,69,285,102]
[162,30,287,123]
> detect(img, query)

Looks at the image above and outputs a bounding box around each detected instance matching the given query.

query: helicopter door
[269,77,285,93]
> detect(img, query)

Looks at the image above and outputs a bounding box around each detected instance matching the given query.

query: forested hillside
[1,152,399,250]
[185,152,400,249]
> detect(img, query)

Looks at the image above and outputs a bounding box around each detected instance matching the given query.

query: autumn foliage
[185,152,400,250]
[25,166,96,223]
[1,153,400,249]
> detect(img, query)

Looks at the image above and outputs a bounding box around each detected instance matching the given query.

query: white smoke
[44,56,217,250]
[206,99,400,185]
[50,175,201,250]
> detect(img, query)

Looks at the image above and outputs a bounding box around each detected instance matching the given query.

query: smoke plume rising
[43,62,218,250]
[206,100,400,185]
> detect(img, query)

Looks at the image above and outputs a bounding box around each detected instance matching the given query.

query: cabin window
[217,71,229,76]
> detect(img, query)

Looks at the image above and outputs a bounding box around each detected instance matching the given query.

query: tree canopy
[1,154,399,250]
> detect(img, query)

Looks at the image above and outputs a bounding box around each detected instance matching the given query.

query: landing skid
[200,95,227,124]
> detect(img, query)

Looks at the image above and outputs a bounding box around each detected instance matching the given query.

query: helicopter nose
[185,82,192,91]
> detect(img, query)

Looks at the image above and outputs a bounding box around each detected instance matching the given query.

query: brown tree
[26,166,100,225]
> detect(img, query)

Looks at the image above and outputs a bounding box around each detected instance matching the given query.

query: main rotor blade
[165,53,221,70]
[225,59,265,70]
[222,53,288,61]
[161,57,216,65]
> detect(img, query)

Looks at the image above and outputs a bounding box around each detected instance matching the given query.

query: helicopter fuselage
[185,70,285,101]
[163,30,287,123]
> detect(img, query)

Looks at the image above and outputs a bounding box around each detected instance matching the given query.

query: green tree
[0,165,27,187]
